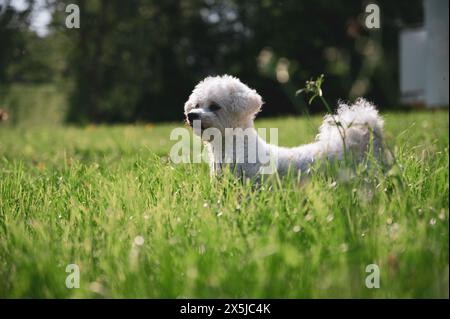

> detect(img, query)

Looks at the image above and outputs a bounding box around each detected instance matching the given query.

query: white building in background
[400,0,449,107]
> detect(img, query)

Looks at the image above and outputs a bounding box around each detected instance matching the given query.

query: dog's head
[184,75,263,138]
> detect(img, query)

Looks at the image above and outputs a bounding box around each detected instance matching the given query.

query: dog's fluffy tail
[316,98,385,162]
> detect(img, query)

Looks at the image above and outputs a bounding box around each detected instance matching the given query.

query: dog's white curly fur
[184,75,384,179]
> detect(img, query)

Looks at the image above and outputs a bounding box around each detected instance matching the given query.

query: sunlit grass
[0,110,448,298]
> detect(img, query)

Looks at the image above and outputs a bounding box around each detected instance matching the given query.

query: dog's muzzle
[186,112,200,126]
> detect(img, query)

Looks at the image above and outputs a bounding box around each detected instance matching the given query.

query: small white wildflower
[134,235,145,246]
[88,281,105,295]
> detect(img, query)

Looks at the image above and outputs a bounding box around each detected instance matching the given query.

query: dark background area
[0,0,423,124]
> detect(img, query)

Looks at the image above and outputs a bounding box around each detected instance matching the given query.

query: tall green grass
[0,111,448,298]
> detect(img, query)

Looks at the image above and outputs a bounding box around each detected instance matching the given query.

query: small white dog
[184,75,385,179]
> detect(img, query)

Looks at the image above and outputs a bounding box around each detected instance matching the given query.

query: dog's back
[315,98,385,163]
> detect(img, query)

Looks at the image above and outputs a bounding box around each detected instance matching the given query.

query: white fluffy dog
[184,75,385,179]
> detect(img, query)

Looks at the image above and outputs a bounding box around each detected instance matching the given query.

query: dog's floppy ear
[232,89,263,116]
[246,89,263,115]
[227,77,263,115]
[247,90,263,114]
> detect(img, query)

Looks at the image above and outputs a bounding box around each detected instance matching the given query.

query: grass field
[0,110,448,298]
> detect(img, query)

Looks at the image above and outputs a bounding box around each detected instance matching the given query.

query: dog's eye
[194,104,200,109]
[209,103,221,111]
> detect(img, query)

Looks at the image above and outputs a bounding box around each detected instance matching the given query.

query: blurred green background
[0,0,424,124]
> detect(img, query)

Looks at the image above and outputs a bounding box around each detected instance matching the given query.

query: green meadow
[0,110,448,298]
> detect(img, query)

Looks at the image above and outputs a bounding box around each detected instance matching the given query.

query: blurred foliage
[0,0,33,83]
[0,0,423,123]
[0,83,67,126]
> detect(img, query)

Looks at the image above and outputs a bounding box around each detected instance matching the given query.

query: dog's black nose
[187,112,200,124]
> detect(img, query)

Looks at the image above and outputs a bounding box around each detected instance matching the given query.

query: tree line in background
[0,0,423,123]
